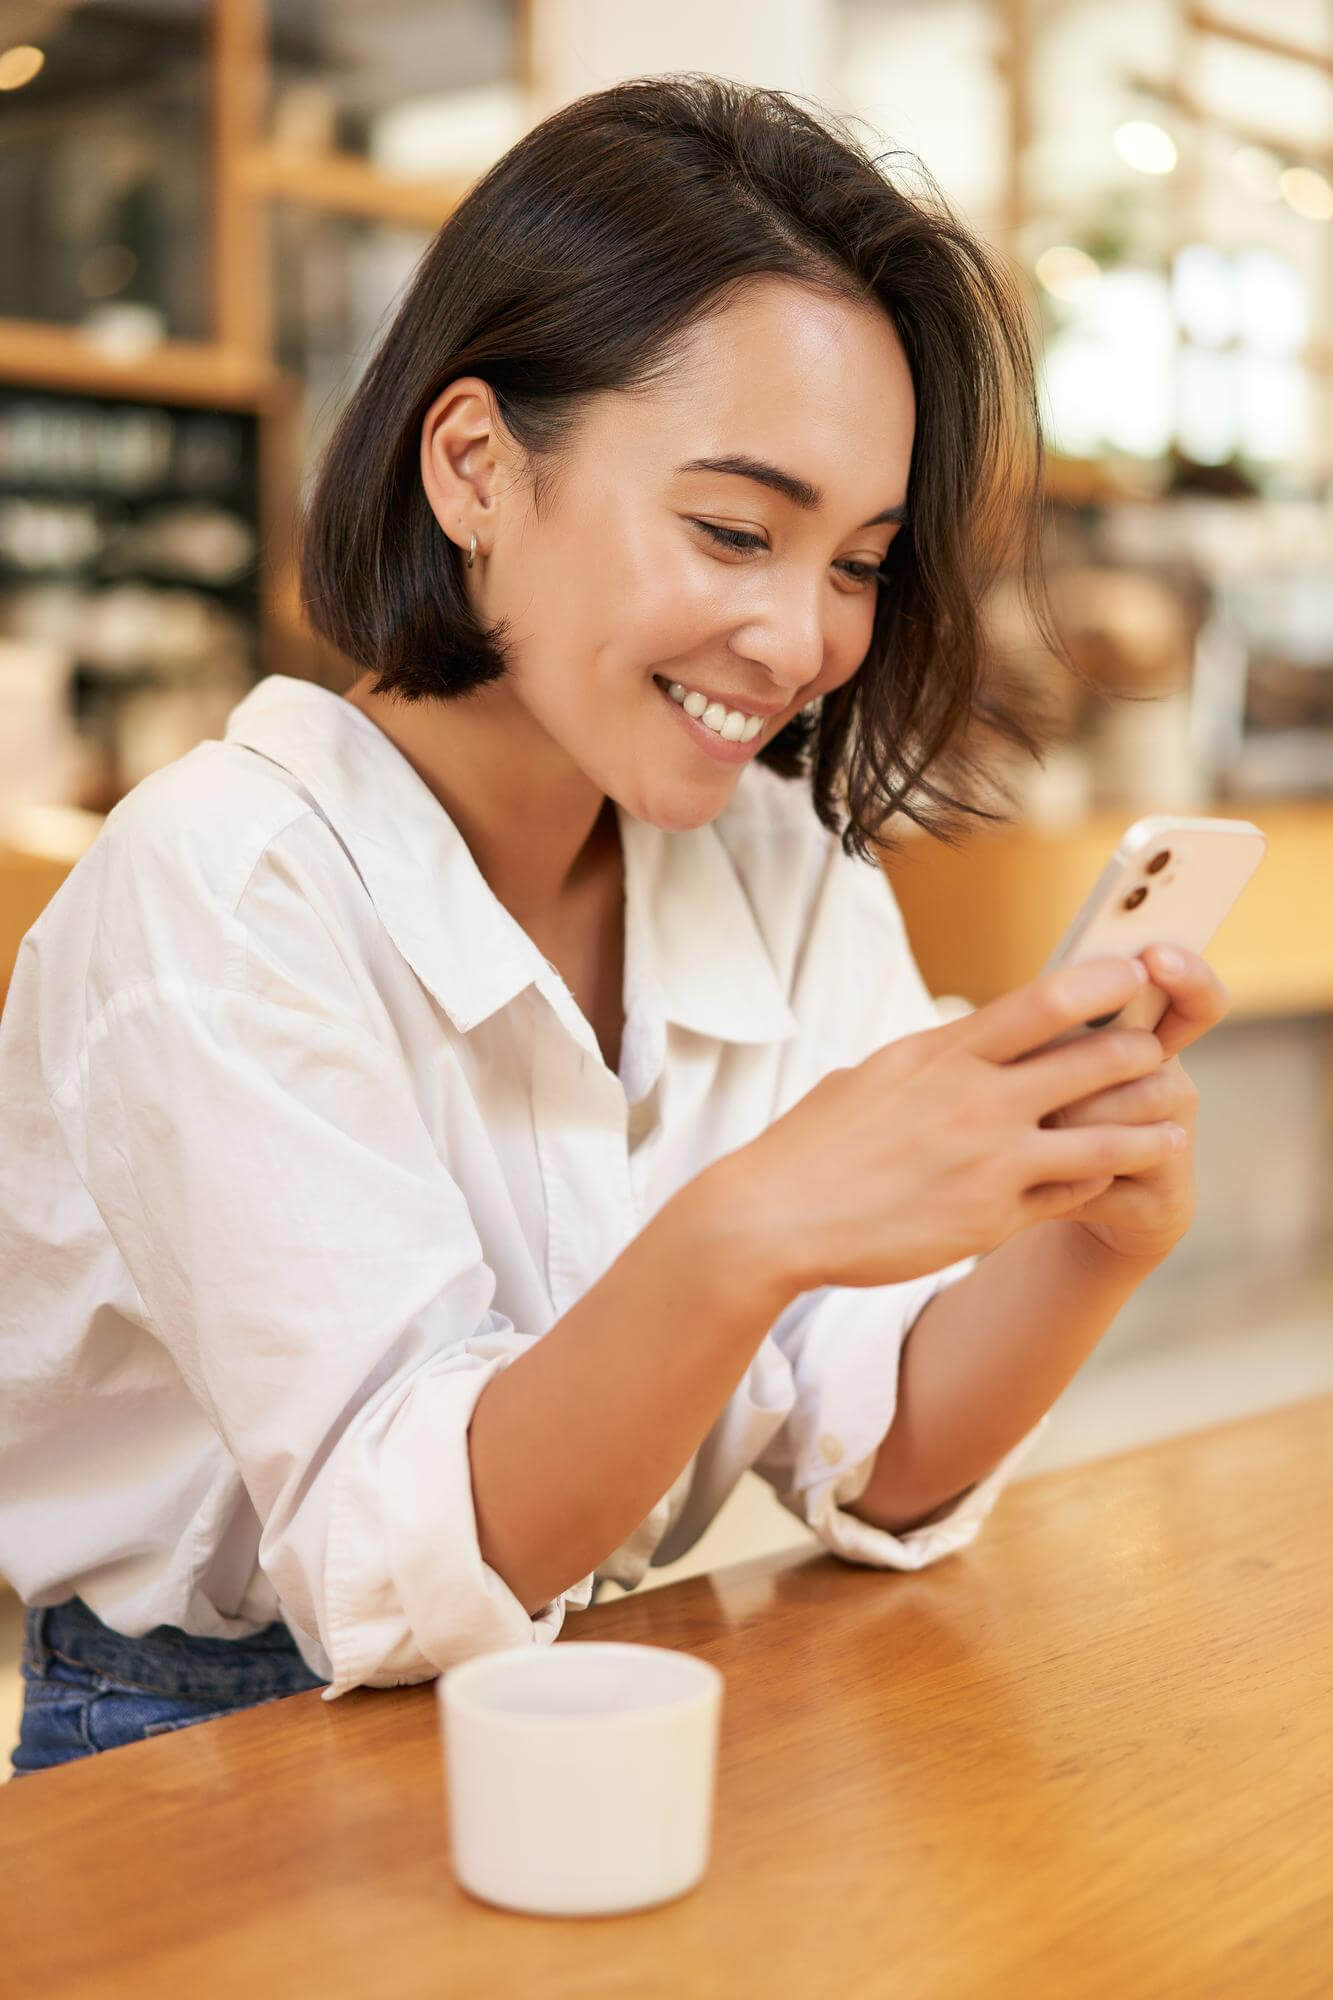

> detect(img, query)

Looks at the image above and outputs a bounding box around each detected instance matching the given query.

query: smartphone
[1041,814,1267,1042]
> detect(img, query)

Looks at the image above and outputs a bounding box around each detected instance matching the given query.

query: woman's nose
[730,575,825,688]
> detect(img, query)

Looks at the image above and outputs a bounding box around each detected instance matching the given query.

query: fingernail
[1167,1124,1188,1149]
[1153,947,1184,977]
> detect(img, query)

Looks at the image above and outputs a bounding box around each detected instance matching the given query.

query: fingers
[1009,1025,1163,1123]
[1040,1057,1197,1134]
[1136,943,1231,1060]
[1022,1174,1115,1219]
[1027,1118,1186,1186]
[962,957,1152,1067]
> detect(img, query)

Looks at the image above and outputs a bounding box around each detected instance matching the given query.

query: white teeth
[662,679,765,743]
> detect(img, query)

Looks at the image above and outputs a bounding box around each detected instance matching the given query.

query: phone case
[1042,815,1267,1040]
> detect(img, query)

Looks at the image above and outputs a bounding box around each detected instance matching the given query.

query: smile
[655,677,767,736]
[653,677,773,764]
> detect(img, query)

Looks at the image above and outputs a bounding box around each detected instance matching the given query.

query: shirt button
[818,1433,844,1467]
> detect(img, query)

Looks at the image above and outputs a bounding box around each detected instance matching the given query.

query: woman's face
[442,275,916,835]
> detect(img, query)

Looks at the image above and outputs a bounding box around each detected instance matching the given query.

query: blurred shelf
[1138,73,1333,179]
[235,143,472,228]
[1184,6,1333,78]
[1043,453,1161,507]
[883,798,1333,1019]
[0,321,282,411]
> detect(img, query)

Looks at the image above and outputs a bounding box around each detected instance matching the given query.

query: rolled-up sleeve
[751,1267,1048,1571]
[52,981,593,1699]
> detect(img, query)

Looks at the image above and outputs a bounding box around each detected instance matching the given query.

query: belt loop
[20,1604,51,1675]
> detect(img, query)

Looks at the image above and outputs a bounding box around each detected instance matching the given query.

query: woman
[1,77,1221,1775]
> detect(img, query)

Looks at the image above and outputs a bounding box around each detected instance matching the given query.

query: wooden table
[4,1398,1332,1999]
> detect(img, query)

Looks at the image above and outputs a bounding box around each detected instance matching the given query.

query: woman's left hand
[1045,942,1231,1265]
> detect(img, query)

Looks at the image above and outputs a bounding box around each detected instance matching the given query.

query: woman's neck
[341,674,616,933]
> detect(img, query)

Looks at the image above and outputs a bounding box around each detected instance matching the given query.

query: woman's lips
[653,676,769,764]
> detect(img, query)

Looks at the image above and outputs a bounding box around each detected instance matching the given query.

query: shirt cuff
[810,1414,1049,1571]
[766,1259,1047,1573]
[317,1349,597,1698]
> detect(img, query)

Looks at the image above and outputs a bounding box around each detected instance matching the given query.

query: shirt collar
[224,676,798,1049]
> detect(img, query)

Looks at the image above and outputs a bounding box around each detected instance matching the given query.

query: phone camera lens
[1145,849,1171,875]
[1123,886,1149,910]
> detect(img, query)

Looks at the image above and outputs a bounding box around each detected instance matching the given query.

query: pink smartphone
[1041,814,1267,1043]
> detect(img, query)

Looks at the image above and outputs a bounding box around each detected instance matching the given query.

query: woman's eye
[692,519,766,554]
[692,520,884,589]
[836,560,884,589]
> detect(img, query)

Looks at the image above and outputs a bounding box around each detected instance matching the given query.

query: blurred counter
[0,805,103,1006]
[885,800,1333,1019]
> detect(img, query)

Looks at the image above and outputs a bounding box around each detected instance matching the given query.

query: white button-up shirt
[0,675,1041,1699]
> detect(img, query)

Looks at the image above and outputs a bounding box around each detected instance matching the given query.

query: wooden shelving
[0,320,279,408]
[0,0,524,696]
[1184,5,1333,81]
[234,143,474,228]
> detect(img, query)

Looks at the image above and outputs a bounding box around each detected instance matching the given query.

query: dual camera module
[1084,848,1175,1028]
[1120,845,1173,913]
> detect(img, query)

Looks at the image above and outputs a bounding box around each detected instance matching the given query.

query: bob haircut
[301,74,1059,864]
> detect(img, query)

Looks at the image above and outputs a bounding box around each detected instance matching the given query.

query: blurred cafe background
[1,0,1331,1764]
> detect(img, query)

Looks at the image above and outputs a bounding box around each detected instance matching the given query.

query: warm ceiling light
[0,44,43,89]
[1113,120,1178,176]
[0,44,44,89]
[1035,245,1101,302]
[1280,166,1333,221]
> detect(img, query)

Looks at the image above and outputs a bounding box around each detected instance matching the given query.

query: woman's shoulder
[97,736,320,910]
[20,738,361,1028]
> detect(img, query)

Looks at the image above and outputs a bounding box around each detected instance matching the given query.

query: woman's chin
[627,784,733,834]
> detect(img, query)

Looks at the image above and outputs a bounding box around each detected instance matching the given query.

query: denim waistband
[25,1595,328,1704]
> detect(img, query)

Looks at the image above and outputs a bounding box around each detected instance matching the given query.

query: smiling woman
[338,267,924,877]
[4,74,1137,1780]
[301,75,1058,877]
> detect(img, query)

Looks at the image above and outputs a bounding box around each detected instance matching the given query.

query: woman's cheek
[632,547,734,656]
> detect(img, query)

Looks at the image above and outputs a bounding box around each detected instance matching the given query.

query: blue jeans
[11,1595,328,1778]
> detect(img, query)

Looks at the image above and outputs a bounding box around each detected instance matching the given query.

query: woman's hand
[711,954,1194,1296]
[1034,942,1230,1265]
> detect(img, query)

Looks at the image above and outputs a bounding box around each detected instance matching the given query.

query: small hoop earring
[466,531,477,570]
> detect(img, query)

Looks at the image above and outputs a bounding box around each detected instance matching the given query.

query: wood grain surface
[3,1396,1331,2000]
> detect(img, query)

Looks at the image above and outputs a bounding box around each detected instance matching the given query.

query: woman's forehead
[670,277,907,390]
[612,279,915,509]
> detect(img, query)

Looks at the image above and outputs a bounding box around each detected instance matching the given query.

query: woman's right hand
[710,955,1183,1293]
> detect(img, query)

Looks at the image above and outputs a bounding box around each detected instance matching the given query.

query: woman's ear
[419,377,520,562]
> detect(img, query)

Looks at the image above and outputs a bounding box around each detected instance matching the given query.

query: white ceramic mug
[438,1641,724,1917]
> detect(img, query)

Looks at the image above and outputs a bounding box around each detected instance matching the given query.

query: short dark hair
[300,74,1058,862]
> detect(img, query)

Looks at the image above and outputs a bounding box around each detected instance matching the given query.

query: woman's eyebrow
[676,454,907,528]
